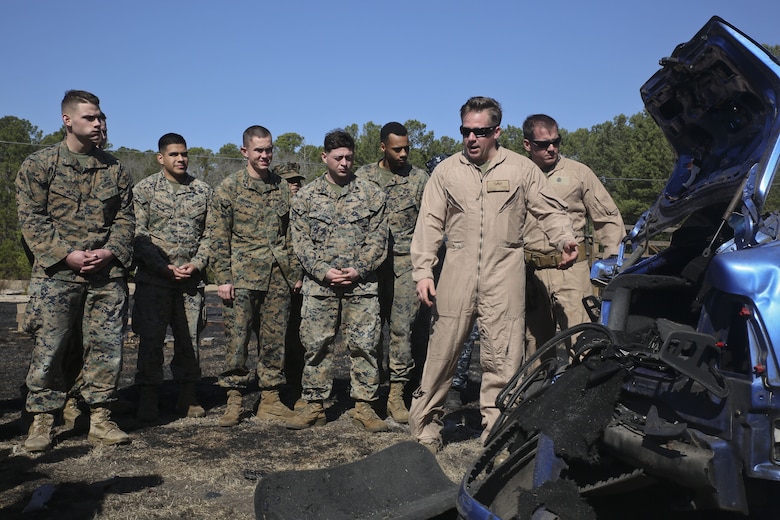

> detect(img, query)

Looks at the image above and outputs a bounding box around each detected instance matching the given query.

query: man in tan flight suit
[409,97,578,452]
[522,114,625,356]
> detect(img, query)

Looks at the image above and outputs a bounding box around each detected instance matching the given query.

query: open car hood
[638,16,780,241]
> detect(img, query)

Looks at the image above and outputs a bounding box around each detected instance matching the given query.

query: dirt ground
[0,290,484,520]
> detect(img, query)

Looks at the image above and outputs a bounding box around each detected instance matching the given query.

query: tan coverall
[524,156,625,355]
[409,148,576,444]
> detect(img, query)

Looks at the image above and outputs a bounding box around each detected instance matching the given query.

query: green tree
[275,132,304,156]
[218,143,242,159]
[346,122,381,168]
[0,116,43,278]
[498,124,525,154]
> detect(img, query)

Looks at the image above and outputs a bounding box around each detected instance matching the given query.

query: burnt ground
[0,289,485,520]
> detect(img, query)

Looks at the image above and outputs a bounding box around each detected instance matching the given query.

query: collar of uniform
[58,139,111,171]
[240,167,280,193]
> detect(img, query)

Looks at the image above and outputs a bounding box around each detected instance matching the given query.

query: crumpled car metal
[459,15,780,519]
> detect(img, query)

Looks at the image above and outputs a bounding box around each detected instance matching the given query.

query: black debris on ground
[513,359,627,464]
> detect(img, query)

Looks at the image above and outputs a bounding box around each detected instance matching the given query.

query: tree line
[0,111,677,280]
[3,38,779,280]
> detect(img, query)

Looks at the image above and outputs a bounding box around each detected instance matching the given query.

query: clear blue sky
[2,0,778,153]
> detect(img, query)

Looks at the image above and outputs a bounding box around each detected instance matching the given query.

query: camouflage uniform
[355,161,428,384]
[208,167,301,389]
[16,140,134,413]
[132,171,213,386]
[291,174,388,402]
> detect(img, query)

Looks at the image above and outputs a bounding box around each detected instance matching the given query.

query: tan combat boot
[350,401,389,433]
[62,397,82,430]
[25,413,55,452]
[176,382,205,418]
[218,389,243,427]
[88,407,130,445]
[283,400,326,429]
[255,390,296,422]
[136,385,159,423]
[386,382,409,424]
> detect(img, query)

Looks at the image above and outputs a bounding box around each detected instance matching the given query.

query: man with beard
[355,122,428,424]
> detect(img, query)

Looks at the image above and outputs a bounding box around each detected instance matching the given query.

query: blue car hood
[639,16,780,241]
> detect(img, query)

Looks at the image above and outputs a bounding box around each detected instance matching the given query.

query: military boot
[283,400,326,429]
[88,407,130,445]
[62,397,82,431]
[176,382,205,418]
[386,382,409,424]
[255,390,296,422]
[136,385,159,423]
[218,389,243,427]
[350,401,389,433]
[25,413,55,452]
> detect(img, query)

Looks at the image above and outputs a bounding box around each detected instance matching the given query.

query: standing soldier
[208,125,302,427]
[133,133,213,422]
[16,90,134,452]
[274,161,307,403]
[355,122,428,424]
[286,129,389,432]
[275,161,305,195]
[522,114,624,355]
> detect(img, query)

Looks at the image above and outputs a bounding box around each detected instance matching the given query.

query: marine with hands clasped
[286,129,390,432]
[17,90,134,452]
[355,122,429,424]
[133,133,214,423]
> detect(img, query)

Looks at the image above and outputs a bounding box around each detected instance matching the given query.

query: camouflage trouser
[25,277,128,413]
[133,282,205,386]
[218,265,290,389]
[299,293,381,402]
[24,278,85,396]
[377,256,419,383]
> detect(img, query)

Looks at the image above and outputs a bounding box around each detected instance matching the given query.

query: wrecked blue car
[459,16,780,519]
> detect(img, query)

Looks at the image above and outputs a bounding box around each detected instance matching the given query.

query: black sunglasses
[529,137,562,148]
[459,125,497,138]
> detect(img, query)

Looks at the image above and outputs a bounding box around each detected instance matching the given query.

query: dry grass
[0,297,484,520]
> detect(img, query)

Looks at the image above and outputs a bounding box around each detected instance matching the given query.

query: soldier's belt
[524,246,587,269]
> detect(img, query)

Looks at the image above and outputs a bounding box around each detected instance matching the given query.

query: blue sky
[2,0,778,153]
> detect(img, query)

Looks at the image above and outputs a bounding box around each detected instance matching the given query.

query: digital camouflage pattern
[133,283,205,385]
[24,278,129,412]
[207,167,301,390]
[208,168,301,290]
[16,141,134,282]
[275,161,305,181]
[218,265,291,389]
[291,174,388,402]
[132,171,213,288]
[356,161,428,383]
[132,171,213,387]
[299,294,381,401]
[291,174,388,297]
[16,140,134,413]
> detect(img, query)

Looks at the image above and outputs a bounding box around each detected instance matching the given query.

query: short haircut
[523,114,558,140]
[158,133,187,151]
[61,89,100,114]
[460,96,502,126]
[323,129,355,152]
[98,111,107,121]
[380,122,408,143]
[242,125,272,147]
